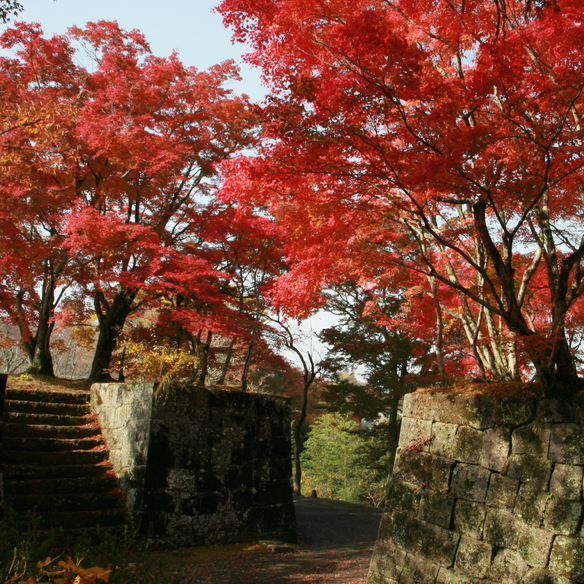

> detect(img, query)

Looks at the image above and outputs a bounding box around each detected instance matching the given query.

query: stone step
[41,509,125,529]
[4,412,95,426]
[5,388,90,404]
[3,435,105,452]
[7,491,121,513]
[5,411,93,426]
[3,462,114,480]
[4,399,91,417]
[2,448,109,466]
[4,475,118,496]
[4,422,101,439]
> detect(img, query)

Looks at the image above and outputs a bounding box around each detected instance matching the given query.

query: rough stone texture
[0,373,6,517]
[91,383,296,548]
[367,391,584,584]
[91,382,154,521]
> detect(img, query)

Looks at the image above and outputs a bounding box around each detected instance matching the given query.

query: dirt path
[143,496,383,583]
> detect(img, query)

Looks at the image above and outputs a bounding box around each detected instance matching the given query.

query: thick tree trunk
[527,331,581,399]
[90,288,136,381]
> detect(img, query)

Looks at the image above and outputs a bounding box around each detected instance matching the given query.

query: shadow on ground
[143,496,383,584]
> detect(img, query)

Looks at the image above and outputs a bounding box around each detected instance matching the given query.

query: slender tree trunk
[195,330,213,386]
[293,380,310,496]
[90,287,136,381]
[217,338,236,384]
[241,334,255,392]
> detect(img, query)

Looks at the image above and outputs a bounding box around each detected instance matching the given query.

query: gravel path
[143,496,383,584]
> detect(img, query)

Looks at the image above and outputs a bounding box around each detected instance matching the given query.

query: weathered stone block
[393,449,454,491]
[366,571,399,584]
[450,463,491,503]
[489,548,529,583]
[380,509,459,567]
[400,554,440,583]
[436,568,485,583]
[403,392,535,430]
[428,422,459,459]
[453,500,486,541]
[483,508,521,549]
[399,417,434,451]
[517,524,554,567]
[548,535,584,578]
[452,426,510,472]
[536,398,584,424]
[550,464,583,501]
[506,453,553,490]
[520,568,572,584]
[455,535,494,578]
[386,478,422,514]
[514,484,549,527]
[369,539,407,581]
[485,473,519,509]
[512,422,551,456]
[544,497,583,535]
[419,488,455,529]
[549,424,584,465]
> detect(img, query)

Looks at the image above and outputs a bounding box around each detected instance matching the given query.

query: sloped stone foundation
[367,391,584,583]
[91,383,296,548]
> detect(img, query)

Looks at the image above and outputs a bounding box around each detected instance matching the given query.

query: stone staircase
[1,386,125,530]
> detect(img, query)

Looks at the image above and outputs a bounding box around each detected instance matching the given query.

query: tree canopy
[0,21,272,381]
[218,0,584,397]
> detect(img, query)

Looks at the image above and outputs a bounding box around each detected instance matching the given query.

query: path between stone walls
[139,496,383,583]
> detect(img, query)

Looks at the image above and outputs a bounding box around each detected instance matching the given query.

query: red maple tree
[0,21,261,380]
[218,0,584,397]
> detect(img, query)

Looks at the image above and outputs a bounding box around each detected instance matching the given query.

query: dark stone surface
[138,386,296,547]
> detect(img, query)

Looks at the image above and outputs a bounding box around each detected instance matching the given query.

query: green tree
[300,412,389,507]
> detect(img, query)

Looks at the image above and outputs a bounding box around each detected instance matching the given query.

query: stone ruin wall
[91,382,296,548]
[367,391,584,584]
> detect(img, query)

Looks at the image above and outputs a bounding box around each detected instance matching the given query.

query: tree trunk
[217,338,236,384]
[527,330,581,399]
[90,288,136,381]
[293,380,310,496]
[195,330,213,386]
[241,335,255,392]
[28,281,55,377]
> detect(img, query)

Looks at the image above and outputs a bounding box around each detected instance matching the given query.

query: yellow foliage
[118,337,198,389]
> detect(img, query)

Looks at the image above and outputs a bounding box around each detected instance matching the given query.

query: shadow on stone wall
[91,382,296,548]
[368,391,584,583]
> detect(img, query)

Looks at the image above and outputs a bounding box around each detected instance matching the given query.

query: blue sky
[8,0,266,100]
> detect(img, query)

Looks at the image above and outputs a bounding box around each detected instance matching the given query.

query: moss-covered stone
[368,539,407,581]
[419,487,455,528]
[393,448,454,491]
[455,535,494,578]
[450,463,491,503]
[549,424,584,465]
[453,499,487,540]
[511,422,551,456]
[544,497,583,535]
[506,453,553,490]
[516,524,554,567]
[483,508,522,549]
[550,464,583,501]
[485,473,519,509]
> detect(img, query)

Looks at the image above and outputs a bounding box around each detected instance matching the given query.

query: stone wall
[91,383,296,548]
[367,391,584,584]
[0,373,6,517]
[91,382,154,521]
